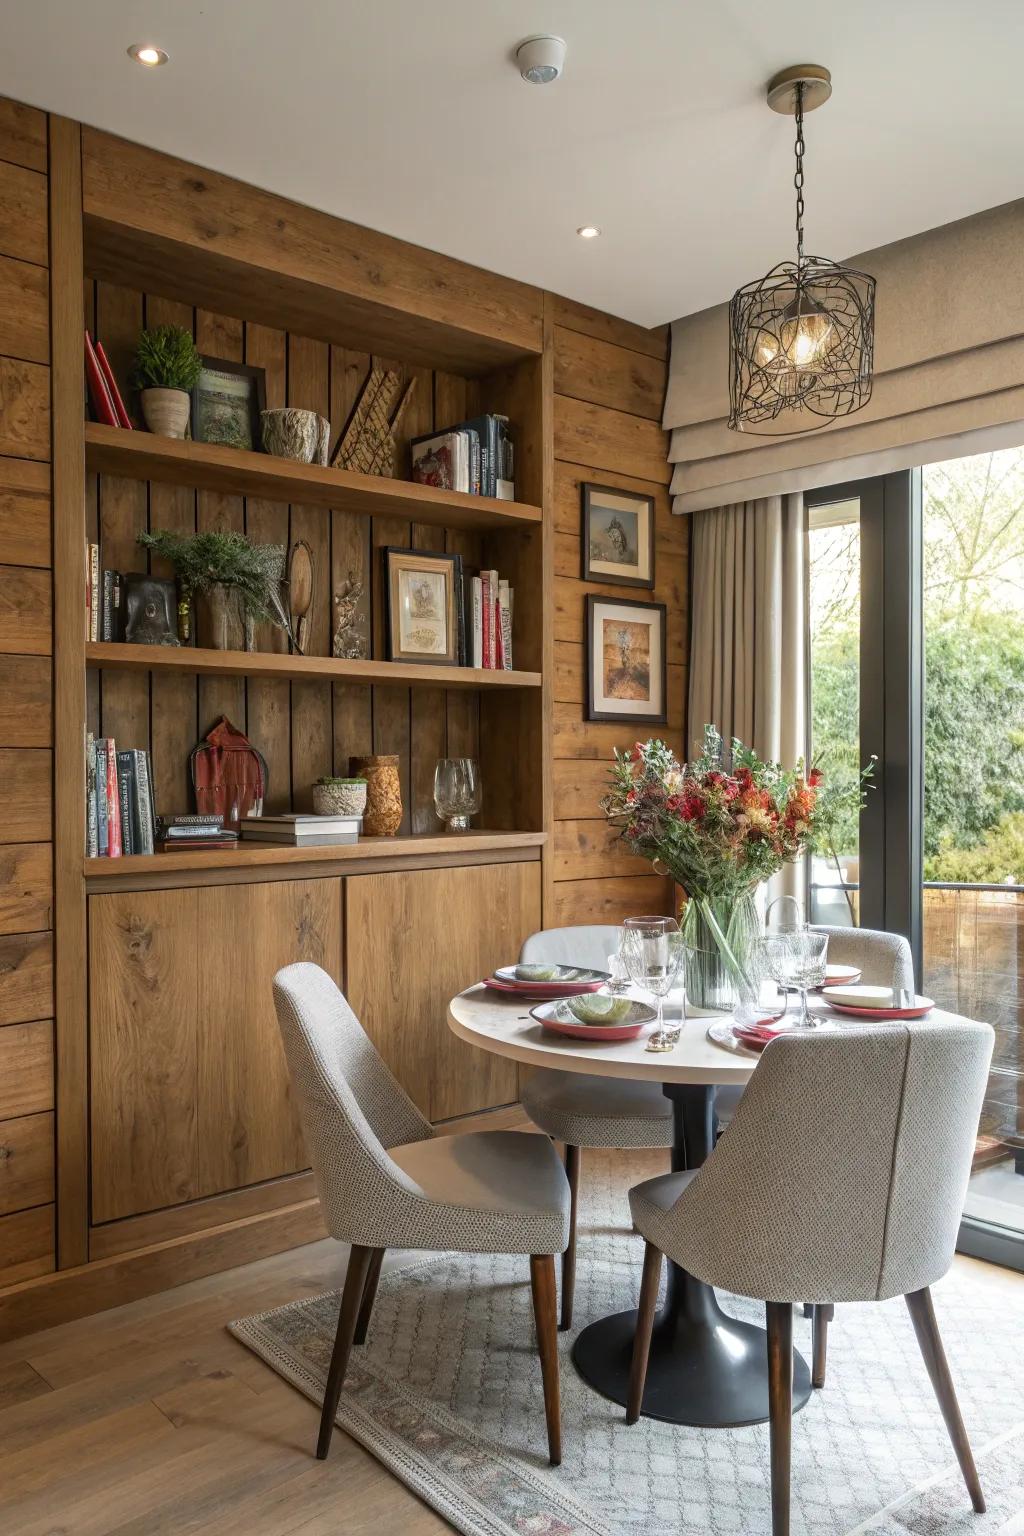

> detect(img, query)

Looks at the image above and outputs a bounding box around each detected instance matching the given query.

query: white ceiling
[3,0,1024,328]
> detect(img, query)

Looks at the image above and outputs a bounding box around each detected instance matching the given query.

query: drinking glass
[786,929,829,1027]
[758,934,793,1023]
[606,932,632,994]
[433,758,481,831]
[621,916,681,1053]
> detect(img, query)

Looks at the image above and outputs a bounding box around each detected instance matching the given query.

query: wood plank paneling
[550,873,673,927]
[552,818,651,881]
[0,655,51,744]
[89,888,200,1223]
[0,843,52,934]
[550,294,668,361]
[0,98,47,173]
[195,877,342,1197]
[89,1170,317,1260]
[0,748,50,848]
[553,457,671,534]
[346,861,539,1120]
[553,700,683,761]
[0,1110,54,1214]
[554,395,671,485]
[0,1203,53,1288]
[553,326,665,420]
[0,931,52,1025]
[0,457,50,567]
[0,564,52,653]
[0,1019,53,1117]
[0,255,49,362]
[0,160,48,266]
[0,357,49,460]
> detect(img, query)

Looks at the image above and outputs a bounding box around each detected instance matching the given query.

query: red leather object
[190,716,267,830]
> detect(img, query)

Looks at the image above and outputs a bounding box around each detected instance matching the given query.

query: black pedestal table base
[572,1080,812,1427]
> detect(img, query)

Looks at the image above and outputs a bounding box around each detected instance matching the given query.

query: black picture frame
[382,546,465,666]
[122,574,180,647]
[190,356,266,452]
[581,482,655,589]
[585,593,667,724]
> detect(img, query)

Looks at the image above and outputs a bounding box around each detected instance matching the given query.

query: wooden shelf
[84,424,542,532]
[84,830,546,885]
[85,641,541,691]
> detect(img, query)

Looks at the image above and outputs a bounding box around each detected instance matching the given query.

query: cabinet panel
[346,861,540,1121]
[0,1019,52,1118]
[0,1110,53,1215]
[0,1204,54,1287]
[195,877,342,1197]
[89,888,199,1223]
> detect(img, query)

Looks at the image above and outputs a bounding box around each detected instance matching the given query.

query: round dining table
[447,983,813,1428]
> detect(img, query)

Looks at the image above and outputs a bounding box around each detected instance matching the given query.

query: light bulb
[779,303,833,371]
[577,225,601,239]
[128,43,169,67]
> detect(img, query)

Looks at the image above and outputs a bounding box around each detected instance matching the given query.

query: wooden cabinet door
[346,860,541,1121]
[195,877,342,1197]
[89,888,200,1223]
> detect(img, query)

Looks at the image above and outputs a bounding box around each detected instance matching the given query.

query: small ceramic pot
[350,754,402,836]
[196,583,245,651]
[312,780,368,817]
[141,387,190,439]
[260,408,321,463]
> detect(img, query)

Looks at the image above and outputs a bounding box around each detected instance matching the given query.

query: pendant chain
[794,81,806,268]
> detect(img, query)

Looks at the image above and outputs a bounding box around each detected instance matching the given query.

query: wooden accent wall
[549,298,687,925]
[82,286,505,830]
[0,97,55,1287]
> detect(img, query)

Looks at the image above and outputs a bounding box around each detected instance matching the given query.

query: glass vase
[681,891,759,1011]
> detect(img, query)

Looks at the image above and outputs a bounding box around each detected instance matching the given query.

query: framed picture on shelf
[581,482,655,588]
[190,356,266,452]
[382,547,464,665]
[585,594,667,723]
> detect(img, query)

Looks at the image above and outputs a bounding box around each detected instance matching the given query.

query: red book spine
[105,739,122,857]
[95,340,133,429]
[84,333,118,427]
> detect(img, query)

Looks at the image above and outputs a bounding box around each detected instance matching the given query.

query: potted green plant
[131,325,203,439]
[312,774,368,817]
[138,529,290,652]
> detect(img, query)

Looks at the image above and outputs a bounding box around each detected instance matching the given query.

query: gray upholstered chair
[626,1018,994,1536]
[274,962,570,1465]
[518,925,673,1330]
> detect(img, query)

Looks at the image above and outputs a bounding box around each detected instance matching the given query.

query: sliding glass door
[806,452,1024,1268]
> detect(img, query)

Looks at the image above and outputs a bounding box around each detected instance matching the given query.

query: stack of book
[240,814,361,847]
[468,569,513,669]
[86,737,156,856]
[155,815,239,853]
[410,414,513,499]
[84,331,132,429]
[84,548,125,642]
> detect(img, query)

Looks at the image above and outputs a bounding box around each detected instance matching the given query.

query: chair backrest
[664,1017,993,1304]
[812,924,915,993]
[273,962,433,1244]
[520,925,623,972]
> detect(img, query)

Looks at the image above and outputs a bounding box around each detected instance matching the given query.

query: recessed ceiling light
[577,225,601,239]
[515,35,566,85]
[128,43,169,67]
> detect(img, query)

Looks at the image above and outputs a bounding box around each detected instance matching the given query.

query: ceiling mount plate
[766,64,832,115]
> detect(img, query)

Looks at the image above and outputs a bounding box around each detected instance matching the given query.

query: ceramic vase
[196,583,245,652]
[350,754,402,836]
[260,408,321,463]
[141,387,190,439]
[312,780,368,817]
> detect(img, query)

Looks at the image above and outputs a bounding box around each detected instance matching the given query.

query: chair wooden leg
[626,1241,662,1424]
[766,1301,794,1536]
[530,1253,562,1466]
[560,1144,581,1331]
[811,1303,833,1389]
[317,1244,375,1459]
[905,1287,985,1513]
[353,1247,385,1346]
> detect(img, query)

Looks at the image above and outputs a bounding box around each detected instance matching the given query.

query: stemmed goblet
[620,916,683,1053]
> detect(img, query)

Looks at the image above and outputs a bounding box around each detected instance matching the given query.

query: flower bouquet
[602,725,869,1008]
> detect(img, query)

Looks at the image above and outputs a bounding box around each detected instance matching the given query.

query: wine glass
[621,916,681,1054]
[758,934,793,1023]
[786,929,829,1028]
[433,758,481,831]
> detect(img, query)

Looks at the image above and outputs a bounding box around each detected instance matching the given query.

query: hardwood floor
[0,1233,1019,1533]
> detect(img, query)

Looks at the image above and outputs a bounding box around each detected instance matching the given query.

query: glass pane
[921,447,1024,1237]
[807,498,861,927]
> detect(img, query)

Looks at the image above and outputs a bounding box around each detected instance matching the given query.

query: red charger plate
[483,975,606,999]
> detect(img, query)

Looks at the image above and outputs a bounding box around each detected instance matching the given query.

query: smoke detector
[516,35,566,85]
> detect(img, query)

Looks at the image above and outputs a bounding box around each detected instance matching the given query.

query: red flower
[630,742,646,762]
[808,767,824,788]
[680,793,706,821]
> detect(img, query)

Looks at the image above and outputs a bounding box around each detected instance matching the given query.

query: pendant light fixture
[728,65,876,434]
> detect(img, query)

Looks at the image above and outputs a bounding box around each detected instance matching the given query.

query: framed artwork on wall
[190,356,266,451]
[382,547,464,665]
[585,594,667,724]
[581,482,655,588]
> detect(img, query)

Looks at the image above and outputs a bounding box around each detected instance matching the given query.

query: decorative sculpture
[331,366,416,476]
[332,573,368,659]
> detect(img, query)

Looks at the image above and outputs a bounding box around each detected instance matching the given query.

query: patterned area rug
[231,1148,1024,1535]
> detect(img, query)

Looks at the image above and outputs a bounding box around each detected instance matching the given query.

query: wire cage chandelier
[728,64,876,435]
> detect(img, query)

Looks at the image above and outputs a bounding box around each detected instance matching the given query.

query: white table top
[447,984,758,1086]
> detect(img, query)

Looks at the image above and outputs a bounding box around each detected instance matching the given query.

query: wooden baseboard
[0,1195,327,1343]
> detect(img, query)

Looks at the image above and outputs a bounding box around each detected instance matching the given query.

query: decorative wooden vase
[350,754,401,836]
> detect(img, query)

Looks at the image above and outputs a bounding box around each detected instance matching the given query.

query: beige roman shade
[665,199,1024,513]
